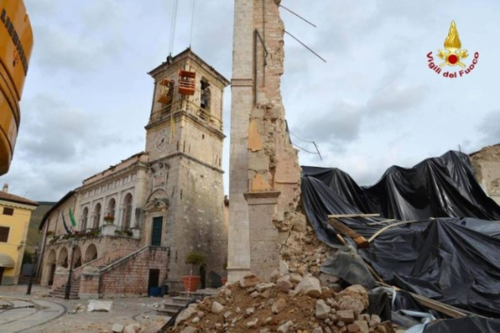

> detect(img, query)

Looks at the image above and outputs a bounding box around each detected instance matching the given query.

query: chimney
[2,183,8,193]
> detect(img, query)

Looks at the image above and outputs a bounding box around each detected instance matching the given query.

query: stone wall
[98,247,169,297]
[164,155,227,291]
[42,236,141,287]
[470,144,500,205]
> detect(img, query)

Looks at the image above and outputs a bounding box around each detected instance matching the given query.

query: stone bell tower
[144,49,230,291]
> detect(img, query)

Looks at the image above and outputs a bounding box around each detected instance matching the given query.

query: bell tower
[144,49,230,291]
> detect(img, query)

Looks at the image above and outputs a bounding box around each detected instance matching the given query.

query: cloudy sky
[2,0,499,201]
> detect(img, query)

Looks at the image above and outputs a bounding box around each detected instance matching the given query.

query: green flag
[69,207,77,227]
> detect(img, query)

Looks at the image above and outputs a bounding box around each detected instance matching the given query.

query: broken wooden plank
[327,218,370,249]
[368,218,435,243]
[328,213,380,218]
[375,281,484,319]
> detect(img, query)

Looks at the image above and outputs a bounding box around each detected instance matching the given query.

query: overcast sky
[1,0,499,201]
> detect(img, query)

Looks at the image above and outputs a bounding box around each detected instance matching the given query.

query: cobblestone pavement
[0,284,169,333]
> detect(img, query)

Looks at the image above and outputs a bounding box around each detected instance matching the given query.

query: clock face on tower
[155,128,170,152]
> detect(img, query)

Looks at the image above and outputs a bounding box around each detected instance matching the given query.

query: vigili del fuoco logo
[427,21,479,78]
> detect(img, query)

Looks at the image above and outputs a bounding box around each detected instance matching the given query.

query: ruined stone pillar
[227,0,255,282]
[244,191,280,281]
[229,0,301,282]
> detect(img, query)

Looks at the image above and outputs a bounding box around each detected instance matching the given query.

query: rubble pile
[279,212,336,274]
[168,273,403,333]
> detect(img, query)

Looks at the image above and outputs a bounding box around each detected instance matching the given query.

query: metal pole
[26,247,38,295]
[64,241,76,300]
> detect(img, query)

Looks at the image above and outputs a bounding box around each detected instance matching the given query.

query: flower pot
[182,275,200,292]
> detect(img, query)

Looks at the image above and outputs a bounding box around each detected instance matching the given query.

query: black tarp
[423,317,500,333]
[301,151,500,319]
[303,151,500,222]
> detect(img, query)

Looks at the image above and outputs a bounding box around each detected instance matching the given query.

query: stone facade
[470,144,500,205]
[228,0,302,282]
[39,49,229,295]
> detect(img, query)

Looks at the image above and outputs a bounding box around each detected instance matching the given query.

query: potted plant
[182,252,205,292]
[103,214,115,224]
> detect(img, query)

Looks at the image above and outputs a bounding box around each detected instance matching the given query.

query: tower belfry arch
[228,0,301,282]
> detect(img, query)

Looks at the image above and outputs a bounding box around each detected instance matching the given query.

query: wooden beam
[328,213,380,218]
[327,218,370,249]
[375,281,483,319]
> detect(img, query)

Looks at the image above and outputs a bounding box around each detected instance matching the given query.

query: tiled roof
[0,191,38,206]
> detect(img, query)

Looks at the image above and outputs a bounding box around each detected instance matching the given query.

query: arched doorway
[58,247,68,268]
[45,249,56,286]
[84,244,98,263]
[73,246,82,268]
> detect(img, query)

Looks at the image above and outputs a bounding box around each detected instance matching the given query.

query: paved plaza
[0,284,169,333]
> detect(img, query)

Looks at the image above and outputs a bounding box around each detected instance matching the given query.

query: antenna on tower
[189,0,196,48]
[168,0,179,56]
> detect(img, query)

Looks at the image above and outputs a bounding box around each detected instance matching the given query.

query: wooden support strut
[327,217,370,249]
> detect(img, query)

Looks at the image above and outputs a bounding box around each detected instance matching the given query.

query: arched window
[107,198,116,220]
[93,203,101,228]
[200,84,211,112]
[81,207,89,231]
[122,193,133,229]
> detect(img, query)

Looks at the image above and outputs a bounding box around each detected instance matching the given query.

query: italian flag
[69,207,77,227]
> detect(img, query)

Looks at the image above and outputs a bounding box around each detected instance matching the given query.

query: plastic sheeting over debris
[302,151,500,321]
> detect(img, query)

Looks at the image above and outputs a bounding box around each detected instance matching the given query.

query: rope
[189,0,196,48]
[168,0,179,55]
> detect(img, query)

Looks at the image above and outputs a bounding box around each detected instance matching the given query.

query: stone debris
[68,303,86,314]
[123,323,141,333]
[293,276,322,298]
[166,272,401,333]
[88,300,113,312]
[111,323,124,332]
[211,301,224,314]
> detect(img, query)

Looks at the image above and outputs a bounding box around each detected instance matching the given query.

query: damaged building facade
[470,144,500,205]
[38,49,228,297]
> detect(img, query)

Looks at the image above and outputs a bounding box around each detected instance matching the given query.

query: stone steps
[157,296,192,317]
[48,280,80,299]
[156,291,216,317]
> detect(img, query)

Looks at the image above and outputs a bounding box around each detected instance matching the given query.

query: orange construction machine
[0,0,33,175]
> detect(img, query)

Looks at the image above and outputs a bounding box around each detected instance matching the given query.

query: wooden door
[151,217,163,246]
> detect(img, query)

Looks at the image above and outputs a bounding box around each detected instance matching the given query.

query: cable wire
[290,130,323,160]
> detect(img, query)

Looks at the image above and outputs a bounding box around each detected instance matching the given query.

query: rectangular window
[2,207,13,216]
[0,226,9,242]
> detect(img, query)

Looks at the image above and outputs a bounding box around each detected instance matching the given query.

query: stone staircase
[48,279,80,299]
[157,289,216,317]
